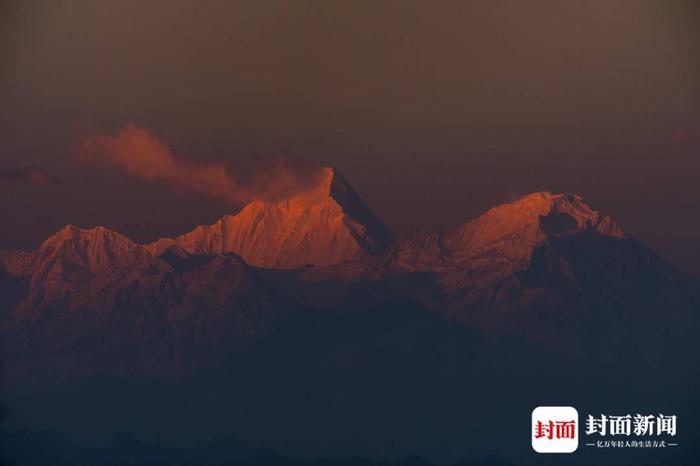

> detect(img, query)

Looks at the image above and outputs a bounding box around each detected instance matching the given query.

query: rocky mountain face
[355,192,697,356]
[0,226,293,372]
[0,172,697,371]
[6,226,165,312]
[145,167,395,268]
[373,192,624,274]
[2,173,699,466]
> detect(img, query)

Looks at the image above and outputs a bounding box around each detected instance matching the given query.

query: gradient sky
[1,0,699,274]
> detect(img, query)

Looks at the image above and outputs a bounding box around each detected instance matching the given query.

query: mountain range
[0,166,698,372]
[3,166,700,465]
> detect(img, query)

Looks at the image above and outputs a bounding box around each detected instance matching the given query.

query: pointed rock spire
[145,167,395,268]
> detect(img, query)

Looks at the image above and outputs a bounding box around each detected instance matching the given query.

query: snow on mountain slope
[145,167,395,268]
[1,187,696,368]
[374,192,625,275]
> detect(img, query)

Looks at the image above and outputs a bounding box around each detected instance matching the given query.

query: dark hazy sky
[1,0,699,274]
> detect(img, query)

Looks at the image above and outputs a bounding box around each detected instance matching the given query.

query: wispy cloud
[0,166,59,185]
[79,125,322,204]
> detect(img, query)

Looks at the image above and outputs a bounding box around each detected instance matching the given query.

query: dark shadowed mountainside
[1,172,699,464]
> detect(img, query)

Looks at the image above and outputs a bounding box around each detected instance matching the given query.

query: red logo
[534,419,577,440]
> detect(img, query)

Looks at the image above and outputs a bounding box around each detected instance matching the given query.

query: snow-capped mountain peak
[145,167,395,268]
